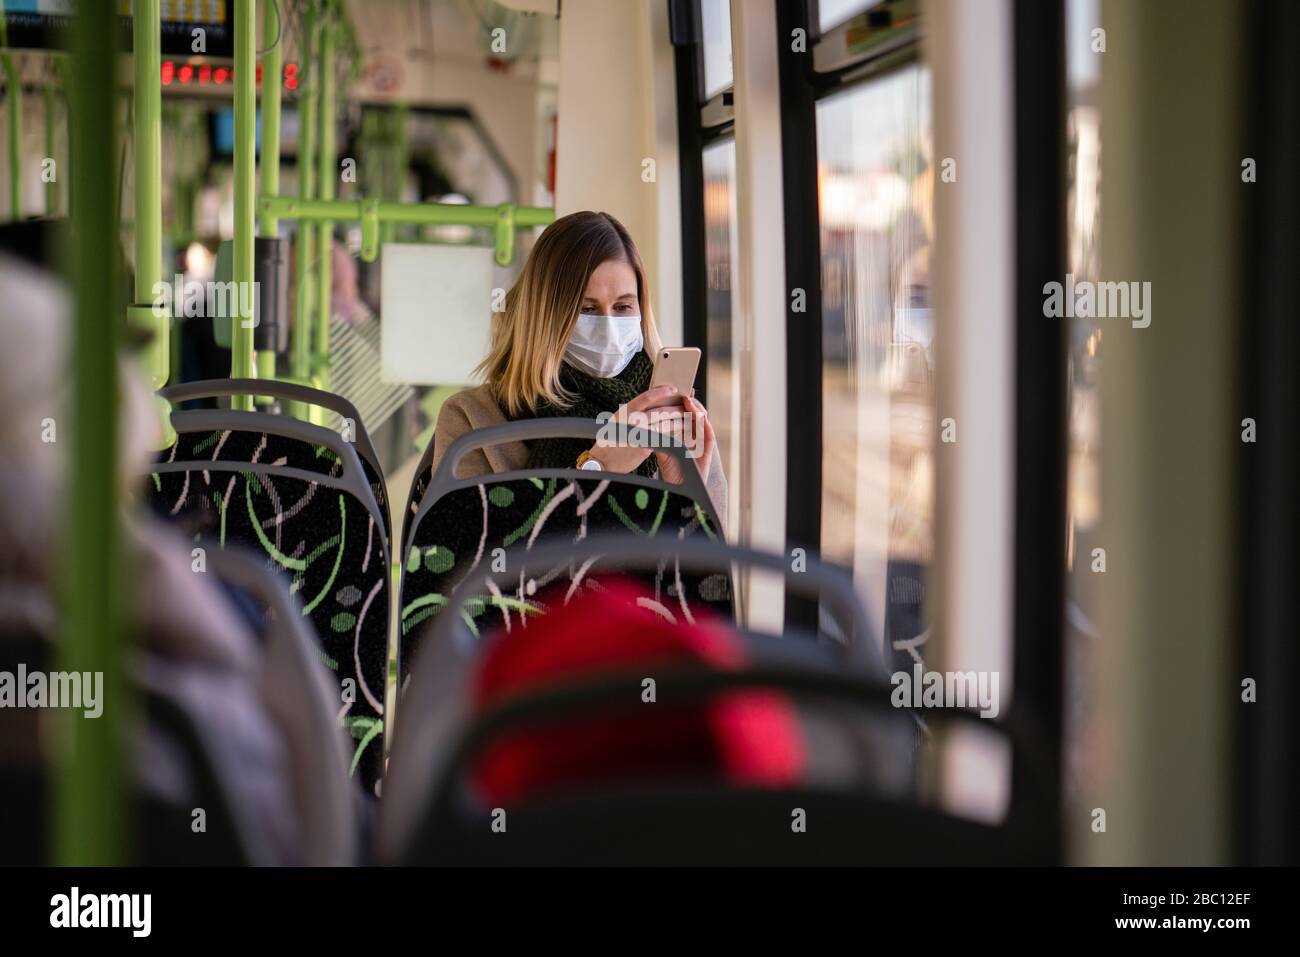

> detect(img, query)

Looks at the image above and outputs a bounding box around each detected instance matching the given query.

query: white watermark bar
[1042,273,1152,328]
[595,411,703,458]
[151,274,260,326]
[0,666,103,719]
[890,664,1001,719]
[49,887,151,937]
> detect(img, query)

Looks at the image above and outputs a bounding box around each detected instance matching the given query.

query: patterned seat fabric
[398,475,734,683]
[149,431,389,792]
[162,426,392,544]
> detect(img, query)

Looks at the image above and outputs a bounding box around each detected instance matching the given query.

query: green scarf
[519,350,657,477]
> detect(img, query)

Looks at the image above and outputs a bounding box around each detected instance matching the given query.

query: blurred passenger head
[471,578,805,804]
[477,210,662,416]
[0,253,160,511]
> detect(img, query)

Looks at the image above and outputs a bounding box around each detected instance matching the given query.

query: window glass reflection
[816,63,933,661]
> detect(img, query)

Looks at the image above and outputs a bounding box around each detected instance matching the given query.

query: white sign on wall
[381,243,495,385]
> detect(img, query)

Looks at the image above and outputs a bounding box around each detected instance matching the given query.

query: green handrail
[56,0,125,867]
[230,0,257,407]
[258,195,556,265]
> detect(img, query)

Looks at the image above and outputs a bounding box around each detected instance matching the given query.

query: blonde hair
[476,210,662,417]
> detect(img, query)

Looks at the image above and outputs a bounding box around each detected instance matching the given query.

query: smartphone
[648,347,701,408]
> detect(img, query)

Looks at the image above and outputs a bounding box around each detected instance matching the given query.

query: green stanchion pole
[230,0,257,407]
[55,0,126,867]
[290,2,319,419]
[256,0,284,398]
[260,0,282,238]
[133,0,165,388]
[386,103,407,244]
[315,11,336,391]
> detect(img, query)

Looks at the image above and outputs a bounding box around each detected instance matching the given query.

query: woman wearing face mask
[429,210,725,525]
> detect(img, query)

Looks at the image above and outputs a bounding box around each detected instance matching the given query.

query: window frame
[669,0,714,406]
[671,3,1068,859]
[782,0,1069,854]
[776,1,929,630]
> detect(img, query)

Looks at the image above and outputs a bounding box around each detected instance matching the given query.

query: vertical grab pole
[387,103,408,243]
[375,110,392,245]
[231,0,257,407]
[315,9,336,391]
[2,54,21,220]
[259,0,282,234]
[134,0,166,392]
[291,2,318,417]
[257,0,283,387]
[56,0,124,866]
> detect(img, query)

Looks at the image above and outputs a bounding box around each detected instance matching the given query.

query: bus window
[699,0,733,101]
[816,63,934,659]
[818,0,889,36]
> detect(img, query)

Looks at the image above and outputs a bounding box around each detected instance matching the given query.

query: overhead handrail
[258,195,557,266]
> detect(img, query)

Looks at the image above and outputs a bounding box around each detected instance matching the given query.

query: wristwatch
[576,450,604,471]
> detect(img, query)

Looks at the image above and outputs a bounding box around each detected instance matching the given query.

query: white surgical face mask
[893,306,933,348]
[564,313,644,378]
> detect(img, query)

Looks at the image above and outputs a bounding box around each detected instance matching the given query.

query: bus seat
[0,538,357,865]
[146,408,391,793]
[401,423,440,554]
[379,536,963,865]
[160,379,392,545]
[201,548,360,865]
[0,646,251,866]
[396,418,732,685]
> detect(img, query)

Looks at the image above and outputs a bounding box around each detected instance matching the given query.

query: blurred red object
[471,578,805,804]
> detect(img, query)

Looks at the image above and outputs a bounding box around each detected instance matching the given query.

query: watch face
[580,459,603,471]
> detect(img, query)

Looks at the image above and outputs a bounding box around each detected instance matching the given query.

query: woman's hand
[654,394,715,486]
[584,385,681,473]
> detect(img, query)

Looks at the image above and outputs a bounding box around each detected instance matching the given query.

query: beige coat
[431,383,728,529]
